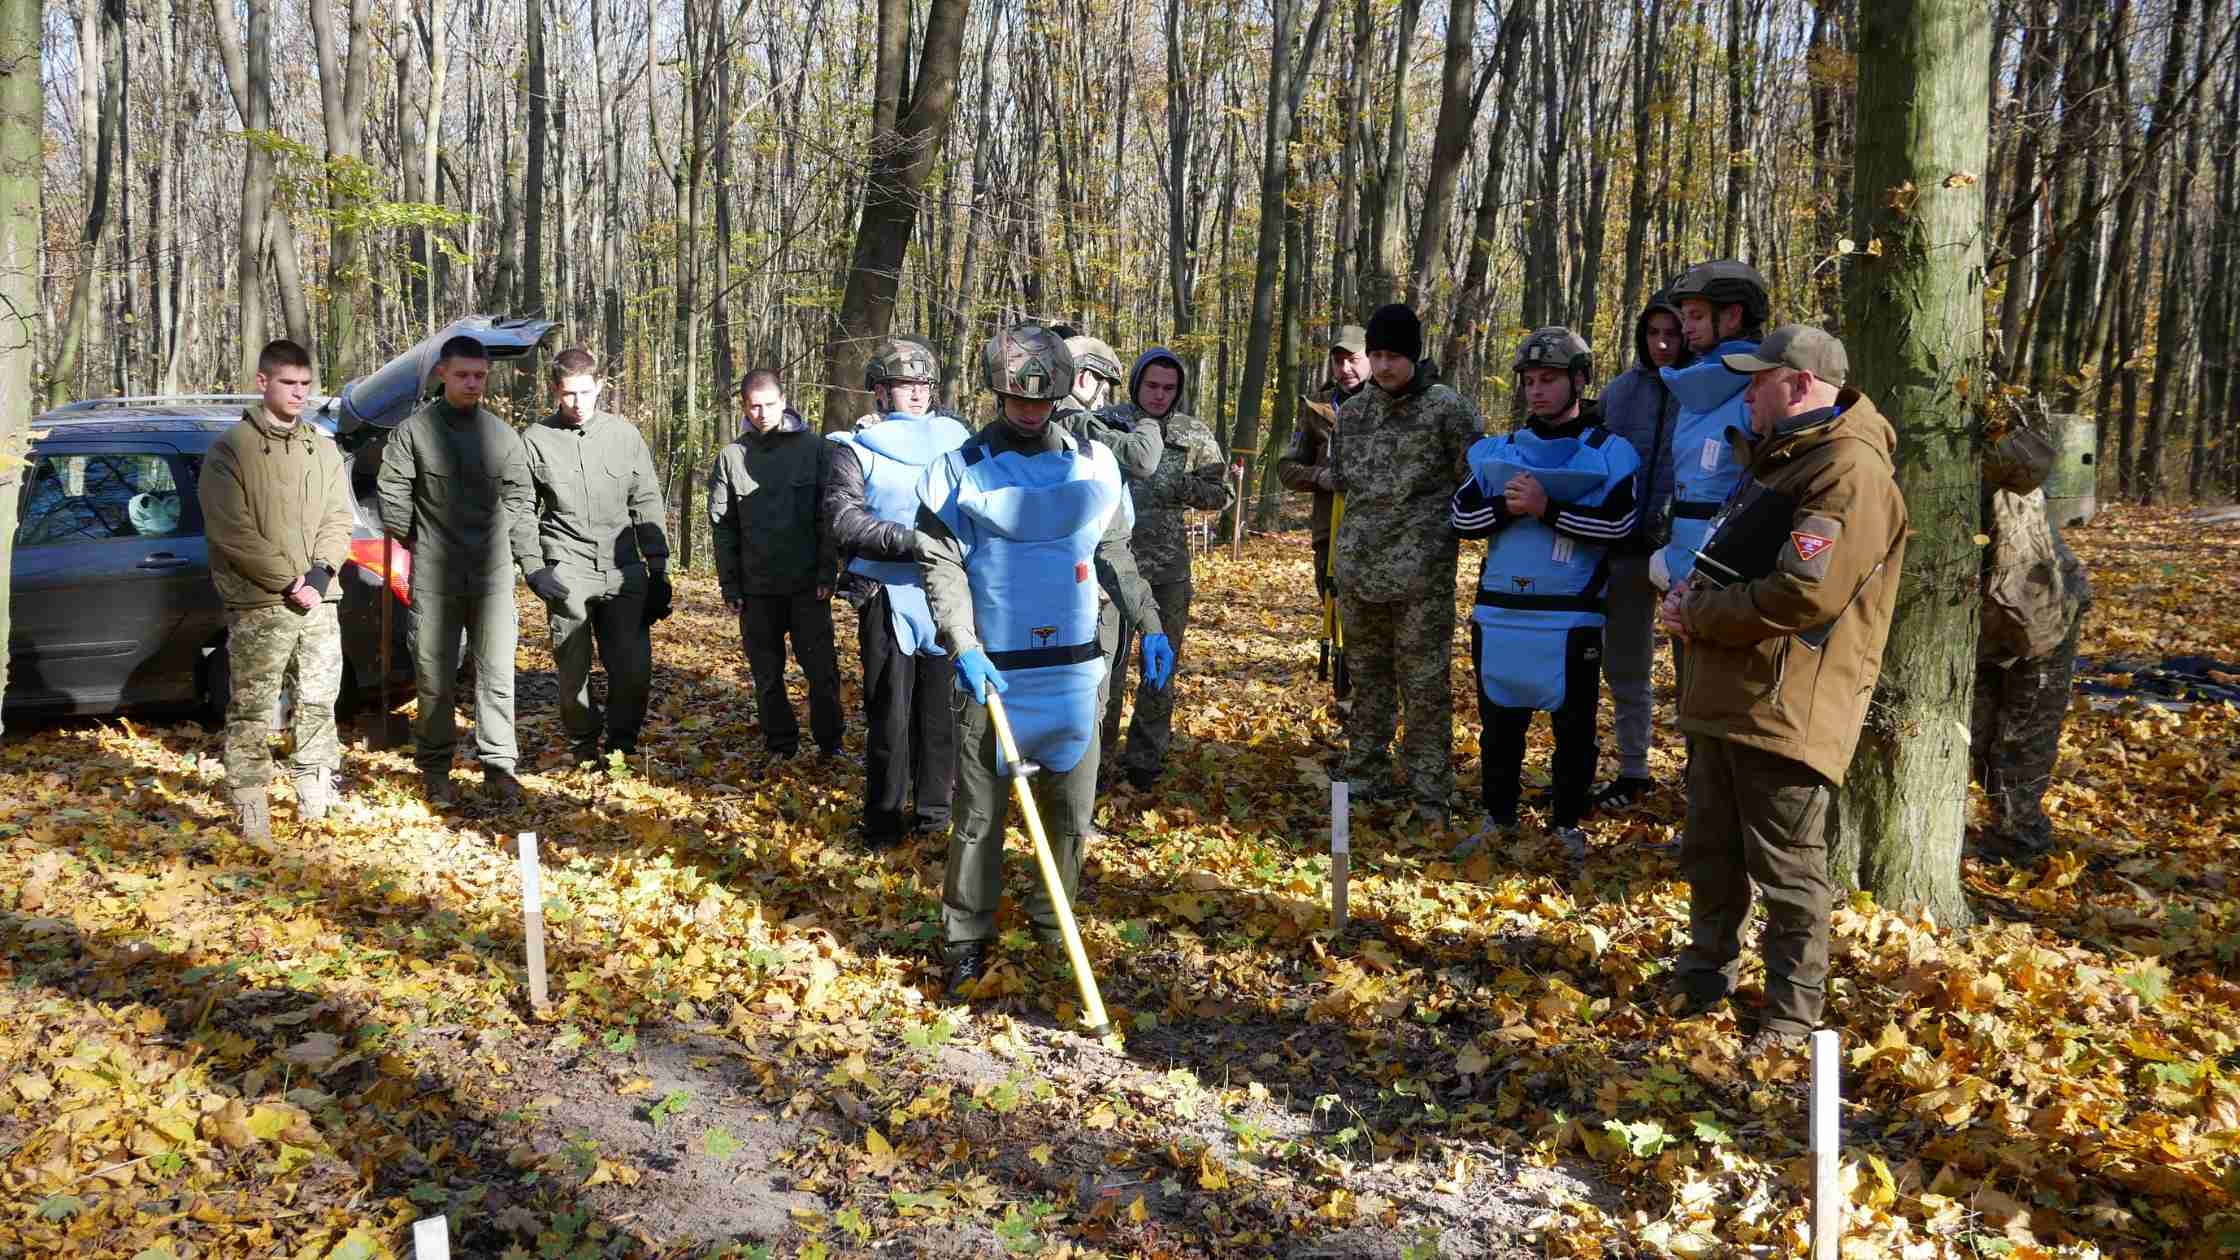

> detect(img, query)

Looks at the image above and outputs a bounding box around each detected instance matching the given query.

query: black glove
[525,566,571,606]
[302,563,335,597]
[642,573,674,627]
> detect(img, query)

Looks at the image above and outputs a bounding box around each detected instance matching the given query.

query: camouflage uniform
[1054,402,1163,757]
[221,603,345,787]
[1100,398,1230,779]
[1330,362,1482,818]
[1970,424,2092,854]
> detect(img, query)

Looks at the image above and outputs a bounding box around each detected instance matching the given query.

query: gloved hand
[641,573,674,628]
[1141,632,1175,691]
[525,566,571,606]
[1648,548,1673,592]
[955,647,1008,702]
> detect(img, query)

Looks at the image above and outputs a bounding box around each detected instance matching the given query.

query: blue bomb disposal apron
[1656,346,1753,586]
[1469,427,1639,711]
[833,413,973,656]
[941,435,1127,774]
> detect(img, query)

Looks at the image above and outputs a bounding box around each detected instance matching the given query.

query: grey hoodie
[1594,293,1692,523]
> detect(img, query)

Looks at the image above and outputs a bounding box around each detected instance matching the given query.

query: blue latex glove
[955,647,1009,701]
[1141,632,1175,691]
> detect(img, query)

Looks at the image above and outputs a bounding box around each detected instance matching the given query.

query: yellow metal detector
[982,690,1115,1039]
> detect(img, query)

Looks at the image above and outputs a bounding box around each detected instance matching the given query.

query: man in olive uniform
[1100,348,1232,789]
[200,338,355,839]
[1281,326,1369,703]
[1330,304,1483,828]
[1971,418,2091,858]
[521,348,671,767]
[917,323,1174,997]
[708,369,843,760]
[377,335,542,806]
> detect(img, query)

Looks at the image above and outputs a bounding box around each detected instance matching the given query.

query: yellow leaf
[863,1126,899,1178]
[1198,1150,1229,1190]
[1083,1103,1117,1130]
[1128,1195,1148,1224]
[1455,1042,1491,1077]
[11,1072,52,1103]
[616,1077,653,1096]
[1028,1143,1053,1167]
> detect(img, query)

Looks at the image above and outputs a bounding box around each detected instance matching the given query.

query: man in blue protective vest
[1651,261,1770,695]
[1451,328,1641,862]
[827,335,971,850]
[916,323,1176,998]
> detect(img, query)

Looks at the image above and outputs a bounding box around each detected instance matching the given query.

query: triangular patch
[1791,531,1835,563]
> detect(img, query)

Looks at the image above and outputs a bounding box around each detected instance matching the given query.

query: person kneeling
[1451,328,1639,863]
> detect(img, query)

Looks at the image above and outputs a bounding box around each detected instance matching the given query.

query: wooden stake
[518,832,548,1011]
[413,1215,450,1260]
[1331,780,1350,934]
[1810,1028,1841,1260]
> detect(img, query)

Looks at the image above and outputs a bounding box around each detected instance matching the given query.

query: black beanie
[1365,304,1422,361]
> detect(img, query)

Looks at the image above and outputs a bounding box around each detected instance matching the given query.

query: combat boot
[484,767,525,804]
[421,770,457,808]
[294,771,333,822]
[229,788,272,842]
[944,940,989,1000]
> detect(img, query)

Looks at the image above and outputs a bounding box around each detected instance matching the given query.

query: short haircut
[257,338,313,375]
[739,368,783,396]
[438,335,491,364]
[549,347,599,383]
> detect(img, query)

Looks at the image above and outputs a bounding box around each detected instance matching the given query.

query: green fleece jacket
[198,407,354,611]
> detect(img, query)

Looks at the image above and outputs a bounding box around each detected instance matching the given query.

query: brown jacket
[1278,392,1345,541]
[1980,425,2089,664]
[198,408,354,611]
[1677,390,1908,786]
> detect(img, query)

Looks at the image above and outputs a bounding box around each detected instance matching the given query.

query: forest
[5,0,2238,525]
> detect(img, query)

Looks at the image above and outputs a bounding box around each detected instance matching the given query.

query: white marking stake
[519,832,548,1011]
[1810,1028,1841,1260]
[413,1215,450,1259]
[1331,780,1350,934]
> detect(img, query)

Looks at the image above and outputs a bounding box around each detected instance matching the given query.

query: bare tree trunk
[1257,195,1306,526]
[1719,0,1746,257]
[151,0,181,392]
[818,0,971,430]
[1406,0,1477,303]
[1616,0,1666,359]
[1358,0,1422,311]
[2141,0,2205,504]
[1829,0,1988,927]
[49,0,122,405]
[0,0,41,718]
[1992,0,2051,380]
[310,0,374,381]
[523,0,546,316]
[1439,8,1530,378]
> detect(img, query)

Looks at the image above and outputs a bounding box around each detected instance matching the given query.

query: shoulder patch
[1791,531,1834,563]
[1782,513,1844,581]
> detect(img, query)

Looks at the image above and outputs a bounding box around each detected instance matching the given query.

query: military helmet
[1514,326,1593,378]
[1667,260,1771,326]
[982,323,1075,400]
[1063,336,1124,385]
[867,335,940,388]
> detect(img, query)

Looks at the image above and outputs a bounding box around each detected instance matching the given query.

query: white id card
[1700,437,1724,472]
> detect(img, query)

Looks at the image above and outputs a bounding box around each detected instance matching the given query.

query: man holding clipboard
[1656,325,1908,1058]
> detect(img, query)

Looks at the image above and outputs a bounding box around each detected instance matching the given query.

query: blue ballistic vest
[929,432,1127,774]
[832,412,971,656]
[1656,341,1754,585]
[1468,426,1639,711]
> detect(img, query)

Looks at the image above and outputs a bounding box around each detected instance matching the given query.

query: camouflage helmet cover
[867,334,940,388]
[982,323,1076,400]
[1667,259,1772,326]
[1063,335,1124,384]
[1514,326,1593,378]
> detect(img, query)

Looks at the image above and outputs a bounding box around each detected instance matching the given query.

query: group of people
[204,256,2090,1040]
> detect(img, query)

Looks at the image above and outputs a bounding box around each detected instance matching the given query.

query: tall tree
[48,0,122,405]
[1405,0,1478,303]
[818,0,971,430]
[1438,7,1529,381]
[310,0,375,381]
[0,0,40,718]
[1829,0,1990,926]
[1357,0,1423,312]
[523,0,547,317]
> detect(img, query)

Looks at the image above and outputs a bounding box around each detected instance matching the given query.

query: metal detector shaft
[982,690,1114,1039]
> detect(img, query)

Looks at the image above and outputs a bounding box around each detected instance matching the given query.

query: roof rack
[48,394,266,414]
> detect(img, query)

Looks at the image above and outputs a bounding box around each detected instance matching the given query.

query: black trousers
[1474,622,1603,827]
[738,591,842,755]
[858,589,958,838]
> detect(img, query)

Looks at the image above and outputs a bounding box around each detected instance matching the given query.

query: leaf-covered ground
[3,505,2237,1259]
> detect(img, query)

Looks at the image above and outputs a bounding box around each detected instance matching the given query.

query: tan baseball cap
[1722,324,1848,385]
[1329,325,1367,356]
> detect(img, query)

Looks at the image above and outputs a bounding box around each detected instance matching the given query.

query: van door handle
[136,553,192,570]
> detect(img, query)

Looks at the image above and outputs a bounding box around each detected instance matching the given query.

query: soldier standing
[1971,418,2091,859]
[200,338,355,839]
[707,369,843,761]
[917,324,1173,997]
[1101,348,1232,790]
[376,335,541,806]
[1279,326,1368,703]
[827,336,969,848]
[520,348,671,767]
[1330,304,1483,829]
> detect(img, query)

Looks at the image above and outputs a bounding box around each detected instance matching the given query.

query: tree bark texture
[0,0,40,721]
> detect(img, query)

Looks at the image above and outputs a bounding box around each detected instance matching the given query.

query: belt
[1673,500,1721,520]
[1475,589,1604,613]
[986,640,1102,670]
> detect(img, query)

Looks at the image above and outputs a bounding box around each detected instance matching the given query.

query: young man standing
[1451,328,1640,858]
[1329,304,1483,828]
[708,369,843,762]
[376,335,541,806]
[1652,261,1768,600]
[520,348,670,766]
[826,336,970,848]
[917,323,1173,997]
[1591,291,1691,808]
[200,338,354,839]
[1660,325,1906,1056]
[1100,348,1233,789]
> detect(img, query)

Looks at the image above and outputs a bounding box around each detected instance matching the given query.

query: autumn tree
[0,0,38,718]
[1829,0,1989,926]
